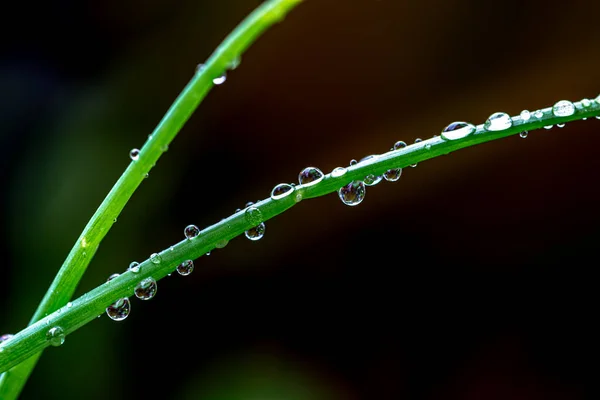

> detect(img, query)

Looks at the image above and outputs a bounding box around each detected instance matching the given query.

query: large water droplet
[245,206,263,226]
[128,261,141,273]
[184,224,200,239]
[383,167,402,182]
[484,112,512,131]
[106,298,131,321]
[245,223,266,241]
[298,167,324,186]
[520,110,531,121]
[135,278,157,300]
[46,326,65,347]
[177,260,194,276]
[331,167,347,177]
[338,181,366,206]
[129,148,140,161]
[150,253,162,264]
[270,183,294,200]
[552,100,575,117]
[440,121,476,140]
[392,140,407,150]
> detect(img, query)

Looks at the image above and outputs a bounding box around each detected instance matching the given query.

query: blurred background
[1,0,599,398]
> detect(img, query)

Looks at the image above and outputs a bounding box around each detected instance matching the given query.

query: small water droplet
[107,273,120,282]
[520,110,531,121]
[245,223,266,241]
[519,131,528,138]
[581,98,591,107]
[484,112,512,131]
[213,72,227,85]
[552,100,575,117]
[150,253,162,264]
[206,251,211,256]
[441,121,476,141]
[338,181,366,206]
[534,110,544,119]
[596,116,600,120]
[245,206,263,226]
[67,302,73,308]
[383,167,402,182]
[331,167,347,177]
[177,260,194,276]
[0,333,14,344]
[130,148,140,161]
[227,56,241,70]
[184,224,200,239]
[46,326,65,347]
[557,123,565,128]
[392,140,407,150]
[360,155,382,186]
[106,298,131,321]
[128,261,141,273]
[215,239,229,249]
[134,278,157,300]
[298,166,324,186]
[270,183,294,200]
[113,218,118,223]
[544,125,553,130]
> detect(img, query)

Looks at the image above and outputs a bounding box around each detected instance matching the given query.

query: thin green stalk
[1,97,598,374]
[0,0,304,398]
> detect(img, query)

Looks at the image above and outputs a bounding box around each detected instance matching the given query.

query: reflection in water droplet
[129,148,140,161]
[46,326,65,347]
[520,110,531,121]
[106,298,131,321]
[484,112,512,131]
[519,131,528,138]
[177,260,194,276]
[331,167,347,177]
[150,253,162,264]
[245,206,263,226]
[245,223,266,241]
[338,181,366,206]
[270,183,294,200]
[184,224,200,239]
[441,121,476,141]
[383,167,402,182]
[128,261,140,273]
[552,100,575,117]
[298,167,324,186]
[135,278,157,300]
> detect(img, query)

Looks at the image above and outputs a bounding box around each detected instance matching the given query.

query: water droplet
[213,72,227,85]
[359,155,382,186]
[206,251,211,256]
[270,183,294,200]
[552,100,575,117]
[440,121,476,141]
[245,206,263,226]
[557,123,565,128]
[128,261,141,273]
[134,278,157,300]
[67,302,73,308]
[184,224,200,239]
[383,168,402,182]
[338,181,366,206]
[520,110,531,121]
[0,334,14,344]
[484,112,512,131]
[245,223,266,241]
[544,125,553,130]
[298,167,324,186]
[581,98,591,107]
[596,116,600,120]
[106,298,131,321]
[215,239,229,249]
[46,326,65,347]
[414,138,422,143]
[227,56,241,70]
[129,148,140,161]
[150,253,162,264]
[519,131,528,138]
[534,110,544,119]
[331,167,347,177]
[349,159,358,166]
[177,260,194,276]
[392,140,407,150]
[107,273,120,282]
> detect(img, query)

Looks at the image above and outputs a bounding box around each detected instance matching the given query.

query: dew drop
[227,56,241,70]
[534,110,544,119]
[46,326,65,347]
[383,168,402,182]
[552,100,575,117]
[440,121,476,141]
[338,181,366,206]
[392,140,407,150]
[245,223,266,241]
[484,112,512,131]
[213,73,227,85]
[349,159,358,166]
[270,183,294,200]
[129,148,140,161]
[557,123,565,128]
[581,98,591,108]
[331,167,347,178]
[128,261,141,273]
[245,206,263,226]
[107,273,120,282]
[519,131,528,138]
[544,125,553,130]
[215,239,229,249]
[184,224,200,239]
[67,302,73,308]
[0,333,14,344]
[150,253,162,264]
[298,167,324,186]
[520,110,531,121]
[106,297,131,321]
[359,155,382,186]
[177,260,194,276]
[134,277,157,300]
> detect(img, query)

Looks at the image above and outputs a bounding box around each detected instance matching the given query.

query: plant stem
[0,0,305,398]
[1,97,598,374]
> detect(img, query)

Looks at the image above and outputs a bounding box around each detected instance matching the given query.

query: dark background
[1,0,599,399]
